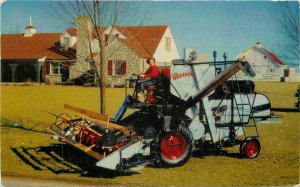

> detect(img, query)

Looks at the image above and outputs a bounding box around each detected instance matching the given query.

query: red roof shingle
[66,28,76,37]
[115,25,168,58]
[1,33,70,60]
[2,25,168,61]
[66,25,168,58]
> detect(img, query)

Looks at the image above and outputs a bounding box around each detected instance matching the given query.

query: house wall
[284,68,300,82]
[60,33,77,49]
[106,39,142,87]
[45,74,62,84]
[70,17,143,86]
[153,27,180,67]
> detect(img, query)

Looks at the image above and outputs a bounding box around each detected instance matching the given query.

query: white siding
[60,32,77,48]
[103,26,127,39]
[236,47,283,81]
[153,27,180,67]
[71,36,77,47]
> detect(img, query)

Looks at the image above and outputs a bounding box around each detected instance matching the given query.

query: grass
[1,82,299,186]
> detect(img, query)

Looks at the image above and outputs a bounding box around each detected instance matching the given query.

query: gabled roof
[1,33,72,60]
[66,25,168,58]
[66,28,76,37]
[66,27,106,38]
[115,25,168,58]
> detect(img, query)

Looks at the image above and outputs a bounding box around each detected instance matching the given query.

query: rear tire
[240,138,261,158]
[159,126,193,167]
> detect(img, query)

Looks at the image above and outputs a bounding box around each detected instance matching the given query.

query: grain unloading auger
[48,59,271,173]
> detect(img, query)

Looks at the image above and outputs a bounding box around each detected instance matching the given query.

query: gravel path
[1,176,89,187]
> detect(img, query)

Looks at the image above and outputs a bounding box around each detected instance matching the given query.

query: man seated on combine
[139,57,161,91]
[113,58,161,122]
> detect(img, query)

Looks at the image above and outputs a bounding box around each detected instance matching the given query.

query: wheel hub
[160,132,187,160]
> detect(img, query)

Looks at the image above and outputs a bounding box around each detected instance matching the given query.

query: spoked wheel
[240,138,261,158]
[159,127,193,167]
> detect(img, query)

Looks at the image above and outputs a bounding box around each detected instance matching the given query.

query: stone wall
[106,39,142,87]
[70,17,143,86]
[45,74,61,84]
[69,16,92,80]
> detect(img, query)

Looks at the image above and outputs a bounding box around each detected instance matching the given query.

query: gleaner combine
[48,54,271,173]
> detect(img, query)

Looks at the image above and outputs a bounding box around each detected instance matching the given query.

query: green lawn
[1,82,299,186]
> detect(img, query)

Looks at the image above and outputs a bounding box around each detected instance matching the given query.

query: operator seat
[144,68,170,103]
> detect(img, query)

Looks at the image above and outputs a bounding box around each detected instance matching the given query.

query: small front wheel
[240,138,261,158]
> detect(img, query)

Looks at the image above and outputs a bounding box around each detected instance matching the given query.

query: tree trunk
[99,40,107,114]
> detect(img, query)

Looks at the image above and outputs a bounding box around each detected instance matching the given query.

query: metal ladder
[233,93,259,141]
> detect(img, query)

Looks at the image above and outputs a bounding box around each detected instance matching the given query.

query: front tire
[159,126,193,167]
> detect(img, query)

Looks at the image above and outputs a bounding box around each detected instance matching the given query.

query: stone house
[236,42,300,82]
[66,16,180,86]
[1,16,180,85]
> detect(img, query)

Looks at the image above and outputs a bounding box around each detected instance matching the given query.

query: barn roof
[260,48,285,65]
[238,43,286,66]
[1,33,73,60]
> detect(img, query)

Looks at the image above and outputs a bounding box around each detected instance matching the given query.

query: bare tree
[49,1,150,114]
[275,1,299,61]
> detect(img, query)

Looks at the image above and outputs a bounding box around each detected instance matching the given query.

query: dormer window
[165,37,171,51]
[63,37,70,50]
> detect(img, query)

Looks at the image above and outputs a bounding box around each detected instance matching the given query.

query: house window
[108,60,126,76]
[113,60,122,75]
[63,37,70,49]
[51,62,61,75]
[165,37,171,51]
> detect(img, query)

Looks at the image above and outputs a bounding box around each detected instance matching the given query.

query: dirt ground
[1,82,299,186]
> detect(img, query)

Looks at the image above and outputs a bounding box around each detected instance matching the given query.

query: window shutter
[45,61,50,75]
[105,34,109,46]
[121,60,126,75]
[108,60,113,75]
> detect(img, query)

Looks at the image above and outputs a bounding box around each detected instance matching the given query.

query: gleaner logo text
[172,72,193,80]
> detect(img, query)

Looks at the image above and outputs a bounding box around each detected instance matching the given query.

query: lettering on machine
[172,72,193,80]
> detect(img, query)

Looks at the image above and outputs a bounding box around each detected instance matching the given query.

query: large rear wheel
[159,127,193,167]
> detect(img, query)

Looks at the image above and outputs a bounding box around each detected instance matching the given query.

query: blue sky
[1,1,299,66]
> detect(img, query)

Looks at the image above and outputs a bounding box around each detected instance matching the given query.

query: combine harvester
[48,54,271,173]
